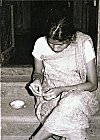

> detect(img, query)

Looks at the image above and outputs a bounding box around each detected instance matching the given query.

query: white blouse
[32,37,95,63]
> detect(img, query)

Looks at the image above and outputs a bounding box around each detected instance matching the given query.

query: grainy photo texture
[1,1,100,140]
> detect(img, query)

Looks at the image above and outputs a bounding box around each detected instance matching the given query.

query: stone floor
[1,82,38,140]
[1,82,100,140]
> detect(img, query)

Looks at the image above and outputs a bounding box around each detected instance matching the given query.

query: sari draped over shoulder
[34,32,99,136]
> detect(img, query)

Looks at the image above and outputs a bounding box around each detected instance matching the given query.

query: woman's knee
[32,126,53,140]
[68,129,89,140]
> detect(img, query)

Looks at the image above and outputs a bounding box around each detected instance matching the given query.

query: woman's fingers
[42,89,57,100]
[29,82,42,93]
[38,84,42,93]
[29,84,36,93]
[43,89,54,96]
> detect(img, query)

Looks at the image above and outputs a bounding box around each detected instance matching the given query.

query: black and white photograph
[1,0,100,140]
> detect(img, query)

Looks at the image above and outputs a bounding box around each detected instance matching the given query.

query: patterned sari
[34,32,99,137]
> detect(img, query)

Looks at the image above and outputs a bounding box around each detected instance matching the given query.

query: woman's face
[48,38,70,53]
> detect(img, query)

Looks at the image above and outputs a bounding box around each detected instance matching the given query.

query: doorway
[1,0,99,66]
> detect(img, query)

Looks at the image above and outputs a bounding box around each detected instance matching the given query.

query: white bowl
[10,100,25,109]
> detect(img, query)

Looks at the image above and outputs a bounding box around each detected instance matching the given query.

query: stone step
[1,122,39,138]
[1,82,100,140]
[1,121,100,140]
[1,136,55,140]
[2,136,100,140]
[1,136,30,140]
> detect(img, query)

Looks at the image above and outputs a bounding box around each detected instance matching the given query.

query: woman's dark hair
[46,17,76,42]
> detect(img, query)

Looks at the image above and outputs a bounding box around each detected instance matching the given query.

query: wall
[97,1,100,78]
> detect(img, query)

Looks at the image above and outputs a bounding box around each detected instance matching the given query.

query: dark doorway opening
[1,1,98,66]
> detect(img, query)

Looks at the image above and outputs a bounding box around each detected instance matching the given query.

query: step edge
[1,116,39,123]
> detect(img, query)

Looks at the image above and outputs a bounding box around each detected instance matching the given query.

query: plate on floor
[10,100,26,109]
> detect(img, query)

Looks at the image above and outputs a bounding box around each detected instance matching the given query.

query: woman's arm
[43,58,98,100]
[29,58,44,94]
[34,58,44,74]
[32,57,44,81]
[61,58,98,92]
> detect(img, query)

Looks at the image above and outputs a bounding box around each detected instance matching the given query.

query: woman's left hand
[43,87,62,100]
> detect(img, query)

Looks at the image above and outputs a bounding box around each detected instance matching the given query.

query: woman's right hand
[29,79,42,96]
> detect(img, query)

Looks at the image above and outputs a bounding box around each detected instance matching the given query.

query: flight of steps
[1,81,100,140]
[1,82,39,140]
[1,65,100,140]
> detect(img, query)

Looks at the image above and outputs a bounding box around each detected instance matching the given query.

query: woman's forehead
[48,37,71,45]
[48,38,64,45]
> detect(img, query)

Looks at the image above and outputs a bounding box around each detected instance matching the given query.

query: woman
[29,17,99,140]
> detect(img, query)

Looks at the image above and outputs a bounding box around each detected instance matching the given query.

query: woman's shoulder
[34,36,50,52]
[76,31,92,40]
[35,36,47,43]
[76,31,93,44]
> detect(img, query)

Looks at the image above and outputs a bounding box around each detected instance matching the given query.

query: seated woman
[29,17,99,140]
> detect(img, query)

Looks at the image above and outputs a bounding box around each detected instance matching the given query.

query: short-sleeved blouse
[32,36,95,63]
[31,33,99,136]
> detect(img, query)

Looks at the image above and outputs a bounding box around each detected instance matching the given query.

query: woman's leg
[29,125,53,140]
[66,129,89,140]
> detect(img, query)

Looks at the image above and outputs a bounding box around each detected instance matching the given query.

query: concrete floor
[1,82,100,140]
[1,82,38,140]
